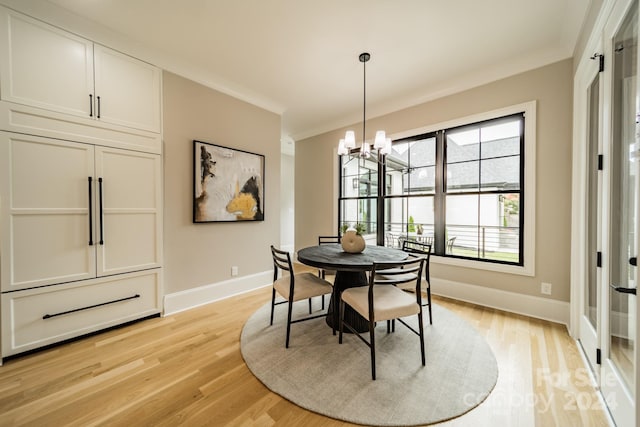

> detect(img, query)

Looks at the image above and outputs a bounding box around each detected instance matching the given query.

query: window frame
[442,113,524,265]
[337,101,536,276]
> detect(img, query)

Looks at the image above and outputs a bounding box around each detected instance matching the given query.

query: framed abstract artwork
[193,140,265,223]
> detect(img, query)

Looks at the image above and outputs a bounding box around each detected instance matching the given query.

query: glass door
[601,1,639,425]
[579,56,603,373]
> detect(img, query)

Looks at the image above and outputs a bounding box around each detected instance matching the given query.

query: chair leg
[418,311,426,366]
[270,287,276,325]
[427,286,433,324]
[338,299,345,343]
[370,318,376,380]
[386,319,396,333]
[286,300,294,349]
[322,295,325,310]
[331,290,337,336]
[308,298,312,314]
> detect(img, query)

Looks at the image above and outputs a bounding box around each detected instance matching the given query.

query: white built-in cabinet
[0,5,163,358]
[0,7,161,133]
[0,133,162,291]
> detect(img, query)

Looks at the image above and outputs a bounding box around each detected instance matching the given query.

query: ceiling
[38,0,590,152]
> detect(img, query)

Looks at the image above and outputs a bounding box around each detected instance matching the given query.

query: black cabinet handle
[89,94,93,117]
[43,294,140,319]
[610,284,637,295]
[97,95,101,118]
[630,257,637,266]
[98,177,104,245]
[88,177,93,246]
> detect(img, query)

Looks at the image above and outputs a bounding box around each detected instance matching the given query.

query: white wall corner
[432,277,570,327]
[163,270,272,316]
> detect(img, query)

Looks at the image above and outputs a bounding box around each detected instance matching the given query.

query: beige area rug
[240,301,498,426]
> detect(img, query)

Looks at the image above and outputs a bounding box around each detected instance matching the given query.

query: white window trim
[390,101,537,276]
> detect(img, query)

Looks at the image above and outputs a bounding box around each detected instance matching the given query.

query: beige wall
[162,71,281,294]
[296,59,573,302]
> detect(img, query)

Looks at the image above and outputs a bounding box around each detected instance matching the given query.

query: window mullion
[377,156,385,245]
[434,130,446,255]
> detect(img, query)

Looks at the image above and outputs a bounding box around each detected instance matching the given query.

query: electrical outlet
[231,266,238,276]
[541,282,552,295]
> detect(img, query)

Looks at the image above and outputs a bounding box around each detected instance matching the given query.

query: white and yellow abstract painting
[193,140,264,222]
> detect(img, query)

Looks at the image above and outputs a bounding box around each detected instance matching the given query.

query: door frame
[571,0,640,425]
[572,45,604,375]
[571,0,616,341]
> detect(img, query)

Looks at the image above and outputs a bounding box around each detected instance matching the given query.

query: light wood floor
[0,280,613,426]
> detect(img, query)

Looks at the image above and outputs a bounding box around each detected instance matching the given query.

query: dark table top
[297,244,408,272]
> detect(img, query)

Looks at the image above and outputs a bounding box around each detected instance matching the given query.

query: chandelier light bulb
[374,130,386,149]
[344,130,356,148]
[337,139,348,155]
[380,138,392,155]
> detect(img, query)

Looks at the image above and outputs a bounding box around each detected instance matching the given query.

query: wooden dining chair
[339,256,426,380]
[315,235,341,311]
[401,240,433,324]
[270,245,334,348]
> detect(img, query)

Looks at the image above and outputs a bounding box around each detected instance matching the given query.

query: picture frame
[193,140,265,223]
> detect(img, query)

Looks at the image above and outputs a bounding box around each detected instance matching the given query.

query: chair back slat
[402,240,431,257]
[371,257,425,287]
[270,245,293,274]
[402,240,431,282]
[318,235,341,245]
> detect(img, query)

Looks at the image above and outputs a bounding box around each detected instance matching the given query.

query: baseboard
[163,270,272,316]
[432,277,570,327]
[163,271,570,326]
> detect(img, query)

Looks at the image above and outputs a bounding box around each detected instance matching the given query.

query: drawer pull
[42,294,141,319]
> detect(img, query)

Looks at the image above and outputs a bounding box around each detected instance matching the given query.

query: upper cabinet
[0,7,161,134]
[93,45,161,133]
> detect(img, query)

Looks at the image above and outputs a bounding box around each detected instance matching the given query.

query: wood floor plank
[0,286,612,426]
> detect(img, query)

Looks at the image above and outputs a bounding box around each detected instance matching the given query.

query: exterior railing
[383,223,519,261]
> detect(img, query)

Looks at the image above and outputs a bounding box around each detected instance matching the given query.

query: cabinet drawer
[1,270,161,356]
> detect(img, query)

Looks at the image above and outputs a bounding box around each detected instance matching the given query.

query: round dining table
[297,244,408,332]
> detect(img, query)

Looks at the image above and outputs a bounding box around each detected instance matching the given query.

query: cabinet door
[0,7,94,118]
[94,147,162,276]
[0,133,96,291]
[94,45,161,133]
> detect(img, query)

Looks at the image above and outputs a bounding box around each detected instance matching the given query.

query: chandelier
[337,52,391,159]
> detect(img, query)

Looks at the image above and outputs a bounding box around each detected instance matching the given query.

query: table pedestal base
[326,271,369,333]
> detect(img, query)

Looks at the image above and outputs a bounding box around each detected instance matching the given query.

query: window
[444,116,522,263]
[338,102,535,274]
[383,136,436,250]
[339,152,381,245]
